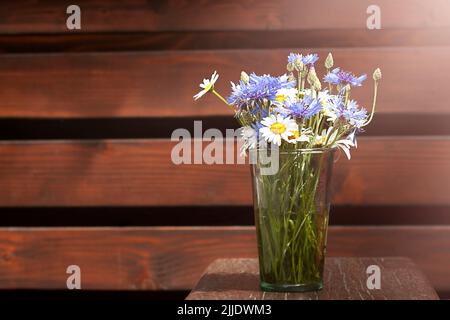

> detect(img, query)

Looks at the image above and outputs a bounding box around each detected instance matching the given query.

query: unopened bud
[295,58,304,71]
[314,79,322,91]
[325,52,334,69]
[287,63,294,72]
[307,67,321,89]
[240,71,250,84]
[373,68,382,81]
[287,72,296,82]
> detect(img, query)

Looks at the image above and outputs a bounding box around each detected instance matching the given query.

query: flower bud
[373,68,382,81]
[287,63,294,72]
[287,72,296,82]
[240,71,250,84]
[314,79,322,90]
[307,67,321,90]
[325,53,334,69]
[295,58,304,71]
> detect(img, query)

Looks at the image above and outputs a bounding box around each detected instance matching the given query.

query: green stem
[211,89,235,112]
[255,151,329,287]
[362,81,379,127]
[326,68,332,94]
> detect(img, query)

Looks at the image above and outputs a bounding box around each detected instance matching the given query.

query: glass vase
[251,148,335,292]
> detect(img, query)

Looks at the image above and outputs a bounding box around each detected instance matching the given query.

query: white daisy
[304,89,332,108]
[324,108,337,123]
[314,127,336,147]
[318,90,332,107]
[315,127,355,160]
[260,115,298,146]
[193,71,219,100]
[286,128,311,144]
[314,132,327,147]
[274,88,298,106]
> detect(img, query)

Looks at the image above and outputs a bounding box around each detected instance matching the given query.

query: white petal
[211,71,219,84]
[299,135,309,142]
[261,117,273,127]
[338,145,352,160]
[193,89,208,100]
[273,135,282,146]
[260,127,270,135]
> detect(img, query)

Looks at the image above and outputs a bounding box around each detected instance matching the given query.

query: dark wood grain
[0,137,449,207]
[0,226,448,294]
[1,205,450,227]
[2,114,450,140]
[1,48,450,118]
[3,29,450,53]
[1,0,449,34]
[186,258,439,300]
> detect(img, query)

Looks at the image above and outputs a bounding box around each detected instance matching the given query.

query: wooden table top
[186,257,439,300]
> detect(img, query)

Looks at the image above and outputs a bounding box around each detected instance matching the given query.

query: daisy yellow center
[317,135,326,145]
[270,122,286,134]
[288,130,300,140]
[275,94,286,103]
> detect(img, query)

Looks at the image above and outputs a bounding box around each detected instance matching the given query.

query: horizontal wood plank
[0,137,449,207]
[1,0,450,34]
[0,226,448,294]
[1,48,450,118]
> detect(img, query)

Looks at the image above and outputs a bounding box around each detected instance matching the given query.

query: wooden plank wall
[0,0,449,298]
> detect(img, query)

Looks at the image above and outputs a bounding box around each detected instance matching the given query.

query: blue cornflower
[343,100,368,128]
[227,73,295,109]
[324,68,367,87]
[228,80,249,108]
[287,53,299,65]
[288,53,319,66]
[251,121,264,141]
[277,95,322,119]
[247,102,269,118]
[328,96,367,127]
[302,54,319,66]
[328,96,346,117]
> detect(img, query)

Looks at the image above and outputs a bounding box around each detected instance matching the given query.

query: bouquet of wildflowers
[194,52,381,159]
[194,53,381,292]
